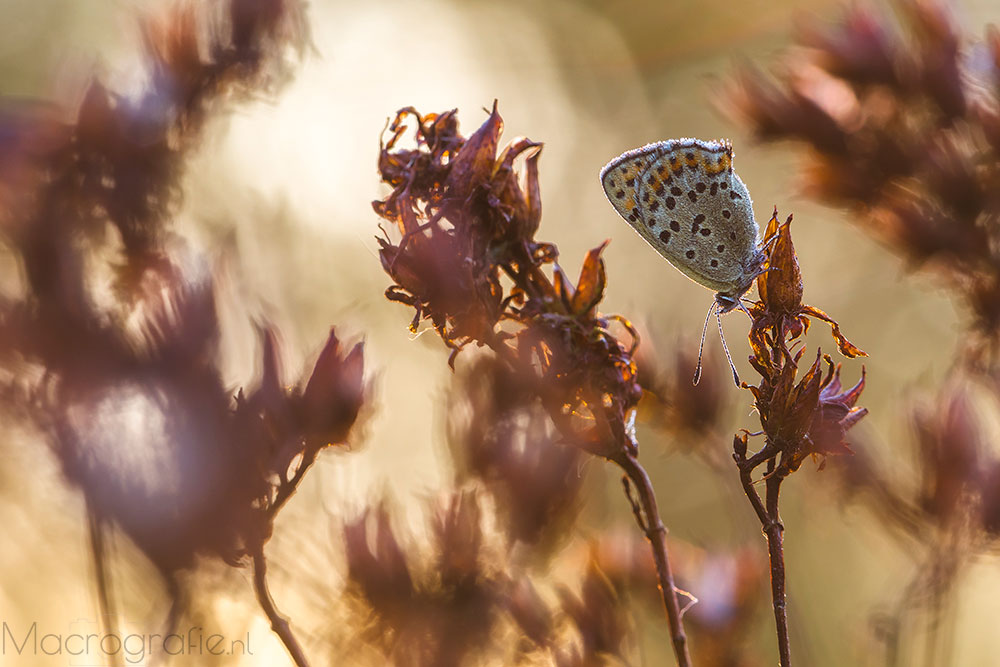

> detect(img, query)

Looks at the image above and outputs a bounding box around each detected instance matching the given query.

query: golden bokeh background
[2,0,999,665]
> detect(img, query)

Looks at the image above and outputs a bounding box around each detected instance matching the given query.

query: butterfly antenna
[736,299,754,319]
[717,309,741,386]
[693,300,716,386]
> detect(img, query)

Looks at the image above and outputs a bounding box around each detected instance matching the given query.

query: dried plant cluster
[734,210,867,666]
[367,102,874,666]
[0,2,364,666]
[371,103,696,665]
[374,103,645,459]
[728,0,1000,664]
[8,0,1000,665]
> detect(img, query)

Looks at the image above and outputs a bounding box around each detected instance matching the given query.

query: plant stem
[765,471,791,667]
[267,449,320,521]
[251,546,311,667]
[87,509,125,667]
[616,451,692,667]
[735,445,791,667]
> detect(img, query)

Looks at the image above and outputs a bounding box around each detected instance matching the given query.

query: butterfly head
[714,245,767,314]
[715,293,741,314]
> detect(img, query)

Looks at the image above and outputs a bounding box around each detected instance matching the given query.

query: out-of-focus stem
[615,451,692,667]
[251,546,311,667]
[87,509,125,667]
[267,449,320,520]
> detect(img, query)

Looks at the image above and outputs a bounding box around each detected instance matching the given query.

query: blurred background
[2,0,999,665]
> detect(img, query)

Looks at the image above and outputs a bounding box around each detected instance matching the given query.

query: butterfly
[600,138,767,385]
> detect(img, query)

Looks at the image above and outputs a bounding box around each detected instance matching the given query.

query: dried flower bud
[434,490,484,588]
[757,210,804,318]
[506,578,553,646]
[557,562,629,663]
[300,328,365,447]
[344,507,414,612]
[751,209,865,359]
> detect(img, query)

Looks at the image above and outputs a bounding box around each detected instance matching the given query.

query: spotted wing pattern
[600,139,759,295]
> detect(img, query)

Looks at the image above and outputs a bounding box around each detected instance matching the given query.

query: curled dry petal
[507,578,553,646]
[522,148,542,238]
[434,491,484,587]
[250,323,287,421]
[764,352,868,474]
[800,305,867,358]
[571,241,609,317]
[492,137,543,240]
[810,361,868,460]
[444,100,502,206]
[557,562,628,661]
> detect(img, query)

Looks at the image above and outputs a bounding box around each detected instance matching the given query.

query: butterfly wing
[601,139,759,295]
[599,142,666,232]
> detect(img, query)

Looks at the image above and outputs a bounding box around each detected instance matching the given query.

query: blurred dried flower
[727,0,1000,353]
[374,103,640,456]
[725,2,1000,658]
[343,492,510,667]
[581,531,766,667]
[556,562,631,666]
[636,334,728,447]
[838,377,1000,546]
[0,2,364,665]
[833,377,1000,663]
[447,355,585,553]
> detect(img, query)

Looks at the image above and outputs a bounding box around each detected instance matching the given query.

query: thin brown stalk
[764,469,791,667]
[615,451,692,667]
[250,546,311,667]
[735,445,791,667]
[733,211,866,666]
[267,449,320,521]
